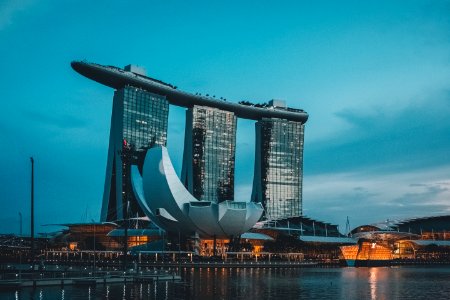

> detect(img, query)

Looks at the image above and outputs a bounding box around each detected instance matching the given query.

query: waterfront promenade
[0,259,327,290]
[2,256,449,289]
[0,269,181,289]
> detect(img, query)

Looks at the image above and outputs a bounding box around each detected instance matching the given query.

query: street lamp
[91,219,96,278]
[30,157,35,271]
[19,212,22,236]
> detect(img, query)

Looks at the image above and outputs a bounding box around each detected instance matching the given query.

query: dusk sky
[1,0,450,235]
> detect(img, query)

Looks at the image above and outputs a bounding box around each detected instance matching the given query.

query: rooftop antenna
[313,221,316,236]
[345,216,351,237]
[81,206,88,223]
[300,222,303,236]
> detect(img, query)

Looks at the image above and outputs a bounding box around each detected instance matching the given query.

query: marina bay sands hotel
[72,62,308,228]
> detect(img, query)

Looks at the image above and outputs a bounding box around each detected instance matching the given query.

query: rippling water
[2,266,450,299]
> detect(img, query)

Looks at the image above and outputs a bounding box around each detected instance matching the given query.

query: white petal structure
[132,146,263,238]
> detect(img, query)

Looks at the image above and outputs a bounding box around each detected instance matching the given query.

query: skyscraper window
[101,86,169,221]
[252,118,305,220]
[182,106,237,203]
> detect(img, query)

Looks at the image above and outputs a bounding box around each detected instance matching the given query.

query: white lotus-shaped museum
[131,146,263,238]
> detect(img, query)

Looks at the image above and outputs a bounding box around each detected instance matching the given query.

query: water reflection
[2,267,450,299]
[369,268,377,300]
[165,281,168,300]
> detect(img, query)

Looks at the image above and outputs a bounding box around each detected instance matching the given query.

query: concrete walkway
[0,273,181,289]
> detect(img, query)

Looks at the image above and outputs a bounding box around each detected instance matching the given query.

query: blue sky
[1,0,450,234]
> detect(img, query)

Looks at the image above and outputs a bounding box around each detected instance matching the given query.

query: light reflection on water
[2,267,450,299]
[369,268,377,300]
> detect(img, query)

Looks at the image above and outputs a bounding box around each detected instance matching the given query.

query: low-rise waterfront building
[340,215,450,266]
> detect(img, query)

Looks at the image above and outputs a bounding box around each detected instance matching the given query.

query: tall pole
[123,201,129,271]
[19,212,22,236]
[178,230,181,273]
[30,157,35,270]
[93,221,96,277]
[346,216,351,237]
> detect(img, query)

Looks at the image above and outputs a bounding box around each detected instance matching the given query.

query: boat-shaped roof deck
[71,61,309,123]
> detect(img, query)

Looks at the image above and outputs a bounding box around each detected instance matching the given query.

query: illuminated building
[131,146,263,239]
[340,215,450,266]
[71,61,309,236]
[182,105,237,203]
[55,223,120,250]
[50,222,162,251]
[252,100,305,220]
[101,84,169,222]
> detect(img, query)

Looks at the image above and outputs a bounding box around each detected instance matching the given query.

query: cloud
[0,0,35,31]
[305,89,450,175]
[392,183,449,207]
[303,165,450,228]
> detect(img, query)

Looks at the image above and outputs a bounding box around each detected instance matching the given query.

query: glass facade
[102,86,169,221]
[122,86,168,166]
[252,118,305,220]
[182,106,237,203]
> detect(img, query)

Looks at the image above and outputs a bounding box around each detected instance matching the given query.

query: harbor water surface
[2,266,450,299]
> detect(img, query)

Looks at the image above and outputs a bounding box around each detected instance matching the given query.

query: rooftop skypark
[71,61,309,123]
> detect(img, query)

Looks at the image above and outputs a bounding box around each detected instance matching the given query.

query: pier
[0,269,181,289]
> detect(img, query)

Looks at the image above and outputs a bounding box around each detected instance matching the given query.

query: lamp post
[178,230,181,275]
[91,219,96,277]
[19,212,22,236]
[123,201,129,272]
[30,157,35,271]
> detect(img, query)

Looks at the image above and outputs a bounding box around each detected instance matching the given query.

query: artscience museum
[132,146,263,238]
